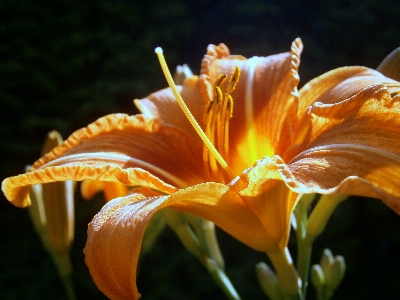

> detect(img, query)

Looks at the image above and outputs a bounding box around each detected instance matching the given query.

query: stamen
[223,95,233,157]
[202,66,239,183]
[155,47,235,180]
[216,86,226,157]
[205,101,219,177]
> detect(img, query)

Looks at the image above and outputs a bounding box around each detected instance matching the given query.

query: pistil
[155,47,235,180]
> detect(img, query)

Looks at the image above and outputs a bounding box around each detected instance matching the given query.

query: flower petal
[84,189,160,300]
[295,66,400,147]
[199,39,303,171]
[80,180,106,200]
[81,180,129,202]
[230,156,300,250]
[2,113,206,207]
[169,183,274,251]
[290,84,400,212]
[229,84,400,246]
[377,47,400,81]
[135,76,205,138]
[84,183,276,299]
[299,67,399,110]
[299,66,371,112]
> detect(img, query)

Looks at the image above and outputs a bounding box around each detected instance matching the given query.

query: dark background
[1,0,400,299]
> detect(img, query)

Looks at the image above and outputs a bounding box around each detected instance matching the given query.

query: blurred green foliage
[1,0,399,299]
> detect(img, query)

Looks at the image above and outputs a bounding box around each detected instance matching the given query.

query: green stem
[202,220,225,269]
[61,273,77,300]
[205,258,241,300]
[51,251,77,300]
[296,194,347,298]
[267,248,302,300]
[163,209,204,262]
[198,219,240,299]
[293,195,315,297]
[296,236,313,297]
[307,195,347,241]
[166,212,240,299]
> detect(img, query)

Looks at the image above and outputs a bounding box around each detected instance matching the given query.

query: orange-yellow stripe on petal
[84,191,160,300]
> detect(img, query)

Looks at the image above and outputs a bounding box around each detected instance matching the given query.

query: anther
[202,66,240,182]
[155,47,235,180]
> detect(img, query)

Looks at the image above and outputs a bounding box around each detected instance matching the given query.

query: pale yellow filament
[155,47,235,179]
[207,103,219,176]
[202,68,237,183]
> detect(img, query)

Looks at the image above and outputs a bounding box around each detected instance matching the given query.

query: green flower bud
[27,130,76,299]
[256,262,282,300]
[311,248,346,300]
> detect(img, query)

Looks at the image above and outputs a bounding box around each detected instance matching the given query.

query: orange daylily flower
[2,38,400,299]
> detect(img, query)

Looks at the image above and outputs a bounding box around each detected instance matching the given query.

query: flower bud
[27,130,76,299]
[256,262,282,300]
[311,248,346,300]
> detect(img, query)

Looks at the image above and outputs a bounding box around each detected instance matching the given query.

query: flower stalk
[266,248,302,299]
[307,195,348,241]
[163,208,240,299]
[256,262,282,300]
[293,194,347,297]
[310,249,346,300]
[293,194,316,296]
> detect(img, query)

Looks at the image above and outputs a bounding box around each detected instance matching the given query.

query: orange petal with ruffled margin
[84,183,275,299]
[230,156,300,250]
[299,67,371,113]
[295,66,400,145]
[138,40,304,172]
[199,39,303,171]
[291,84,400,211]
[229,84,400,248]
[241,84,400,214]
[2,114,206,207]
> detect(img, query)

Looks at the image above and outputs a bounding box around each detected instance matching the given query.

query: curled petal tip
[377,47,400,81]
